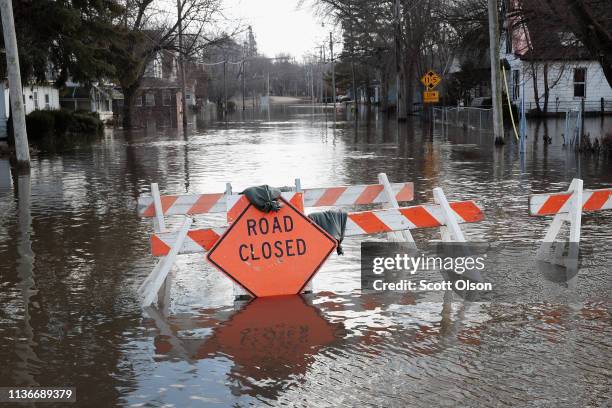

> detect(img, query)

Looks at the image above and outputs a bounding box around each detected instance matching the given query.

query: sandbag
[242,185,282,212]
[308,210,348,255]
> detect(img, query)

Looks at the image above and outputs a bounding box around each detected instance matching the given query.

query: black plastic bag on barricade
[308,210,348,255]
[242,185,283,212]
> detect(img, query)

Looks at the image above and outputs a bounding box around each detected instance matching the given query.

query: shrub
[53,109,74,135]
[25,109,103,140]
[25,110,55,140]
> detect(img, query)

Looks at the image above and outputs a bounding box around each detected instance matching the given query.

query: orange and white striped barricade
[150,188,483,301]
[529,178,611,268]
[151,191,484,257]
[137,174,416,306]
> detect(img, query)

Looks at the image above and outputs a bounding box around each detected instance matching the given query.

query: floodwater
[0,106,610,407]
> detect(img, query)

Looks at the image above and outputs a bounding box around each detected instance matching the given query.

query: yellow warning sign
[420,70,442,90]
[423,91,439,103]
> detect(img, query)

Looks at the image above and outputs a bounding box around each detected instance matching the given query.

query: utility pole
[223,60,227,117]
[319,47,324,103]
[310,65,315,104]
[330,32,336,109]
[266,71,270,104]
[242,60,246,111]
[394,0,406,121]
[0,0,30,168]
[487,0,504,144]
[177,0,188,128]
[348,3,358,115]
[322,46,327,106]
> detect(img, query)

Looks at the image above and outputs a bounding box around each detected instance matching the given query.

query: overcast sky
[223,0,340,59]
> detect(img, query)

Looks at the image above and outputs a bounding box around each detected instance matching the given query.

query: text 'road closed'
[207,197,337,297]
[239,215,307,260]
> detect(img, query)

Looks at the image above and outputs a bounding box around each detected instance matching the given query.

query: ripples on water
[0,106,610,407]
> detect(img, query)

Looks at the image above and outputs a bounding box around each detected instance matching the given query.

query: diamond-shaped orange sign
[420,70,441,90]
[206,197,337,297]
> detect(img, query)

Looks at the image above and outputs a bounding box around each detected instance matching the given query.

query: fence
[526,98,612,115]
[433,106,494,132]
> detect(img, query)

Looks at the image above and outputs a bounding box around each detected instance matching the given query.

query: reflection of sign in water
[207,197,337,297]
[150,296,340,385]
[197,296,338,366]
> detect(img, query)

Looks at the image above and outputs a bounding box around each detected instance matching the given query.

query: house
[135,77,182,128]
[59,83,114,121]
[501,0,612,115]
[132,49,197,127]
[0,81,60,138]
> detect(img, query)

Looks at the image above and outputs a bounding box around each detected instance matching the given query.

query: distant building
[502,0,612,114]
[59,83,114,121]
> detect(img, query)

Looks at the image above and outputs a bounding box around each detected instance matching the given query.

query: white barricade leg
[536,178,583,269]
[224,182,251,299]
[433,187,467,242]
[140,218,193,307]
[151,182,166,233]
[295,177,313,294]
[567,179,583,269]
[378,173,417,247]
[536,213,566,261]
[157,270,174,315]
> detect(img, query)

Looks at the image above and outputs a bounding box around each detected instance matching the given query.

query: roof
[140,77,180,90]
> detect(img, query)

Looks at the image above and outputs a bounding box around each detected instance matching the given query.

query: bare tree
[112,0,228,127]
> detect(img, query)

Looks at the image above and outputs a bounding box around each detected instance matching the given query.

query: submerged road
[0,106,610,407]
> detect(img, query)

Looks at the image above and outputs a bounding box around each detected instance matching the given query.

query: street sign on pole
[423,91,439,103]
[420,70,442,90]
[207,196,337,297]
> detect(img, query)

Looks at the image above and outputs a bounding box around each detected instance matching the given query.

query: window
[573,68,586,98]
[162,89,171,106]
[135,94,142,106]
[33,91,39,109]
[145,92,155,106]
[512,70,520,100]
[44,93,50,109]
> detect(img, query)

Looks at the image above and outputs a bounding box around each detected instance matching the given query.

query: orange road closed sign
[423,91,439,103]
[207,197,337,297]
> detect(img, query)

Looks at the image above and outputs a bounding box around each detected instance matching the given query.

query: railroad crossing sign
[423,90,439,103]
[207,196,337,297]
[420,70,442,90]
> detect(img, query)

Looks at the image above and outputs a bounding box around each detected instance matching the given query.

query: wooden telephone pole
[177,0,188,128]
[0,0,30,168]
[394,0,406,121]
[330,32,336,109]
[487,0,504,143]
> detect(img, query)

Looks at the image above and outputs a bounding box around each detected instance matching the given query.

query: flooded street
[1,106,610,407]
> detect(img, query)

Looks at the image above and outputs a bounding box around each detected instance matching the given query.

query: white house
[501,1,612,114]
[59,82,114,121]
[0,81,60,137]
